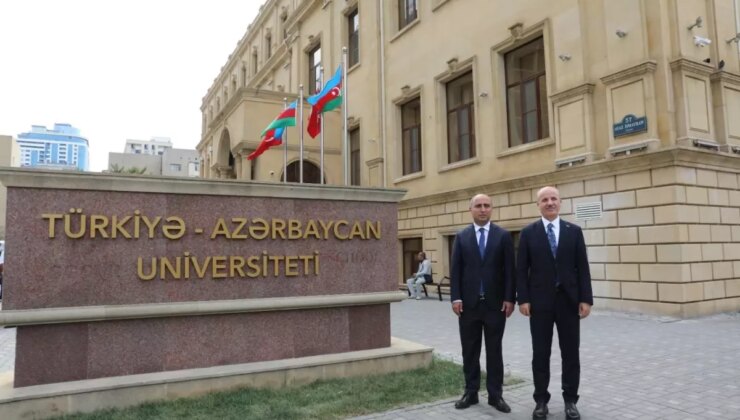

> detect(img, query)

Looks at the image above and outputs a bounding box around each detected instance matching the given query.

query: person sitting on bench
[406,251,432,300]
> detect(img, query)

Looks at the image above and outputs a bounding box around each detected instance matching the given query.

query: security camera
[269,170,275,175]
[694,35,712,47]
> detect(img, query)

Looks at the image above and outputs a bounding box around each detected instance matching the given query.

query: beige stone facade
[0,135,21,239]
[201,0,740,317]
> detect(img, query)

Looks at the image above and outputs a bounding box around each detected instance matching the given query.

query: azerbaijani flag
[260,101,297,137]
[306,65,342,138]
[247,127,285,160]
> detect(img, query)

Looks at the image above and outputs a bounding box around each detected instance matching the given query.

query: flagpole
[299,84,304,184]
[319,65,325,185]
[342,47,349,186]
[282,97,288,183]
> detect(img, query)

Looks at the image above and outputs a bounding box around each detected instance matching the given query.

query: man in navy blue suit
[517,186,593,420]
[450,194,515,413]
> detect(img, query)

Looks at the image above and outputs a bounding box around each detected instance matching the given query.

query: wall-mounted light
[687,16,702,31]
[558,54,571,62]
[726,33,740,44]
[615,29,628,38]
[694,35,712,47]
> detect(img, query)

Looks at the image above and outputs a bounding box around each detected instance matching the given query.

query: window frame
[398,0,418,30]
[401,97,422,175]
[308,44,322,95]
[347,9,360,67]
[349,126,361,185]
[445,71,476,164]
[505,37,548,148]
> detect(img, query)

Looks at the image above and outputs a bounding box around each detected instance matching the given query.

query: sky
[0,1,262,172]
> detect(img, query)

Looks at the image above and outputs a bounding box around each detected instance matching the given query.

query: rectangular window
[281,14,288,41]
[401,97,422,175]
[506,37,548,147]
[398,0,418,30]
[265,34,272,59]
[308,45,322,95]
[252,51,258,75]
[402,238,423,281]
[446,71,475,163]
[348,9,360,67]
[169,163,182,172]
[350,127,361,185]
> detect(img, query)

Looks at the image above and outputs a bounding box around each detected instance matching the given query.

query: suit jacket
[516,219,593,310]
[450,223,515,309]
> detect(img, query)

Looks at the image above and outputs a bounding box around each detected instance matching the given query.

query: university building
[199,0,740,317]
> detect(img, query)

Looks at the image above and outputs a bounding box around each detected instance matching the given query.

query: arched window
[282,160,324,184]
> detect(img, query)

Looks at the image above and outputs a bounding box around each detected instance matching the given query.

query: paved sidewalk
[1,300,739,419]
[356,298,740,420]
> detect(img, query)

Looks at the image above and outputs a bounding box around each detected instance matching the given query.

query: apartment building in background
[199,0,740,317]
[16,123,89,171]
[109,137,199,177]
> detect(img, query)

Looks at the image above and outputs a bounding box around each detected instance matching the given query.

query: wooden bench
[403,275,451,301]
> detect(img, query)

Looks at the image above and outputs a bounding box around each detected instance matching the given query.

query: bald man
[517,186,593,420]
[450,194,515,413]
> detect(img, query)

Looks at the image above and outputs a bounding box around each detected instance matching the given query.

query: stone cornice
[0,168,407,203]
[398,146,739,209]
[600,60,657,85]
[669,58,714,77]
[0,292,406,327]
[709,70,740,85]
[550,83,595,104]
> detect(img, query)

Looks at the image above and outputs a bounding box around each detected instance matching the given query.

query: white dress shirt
[541,216,560,245]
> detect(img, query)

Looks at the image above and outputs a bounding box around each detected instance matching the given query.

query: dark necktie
[547,223,557,257]
[547,223,560,287]
[478,227,486,258]
[478,227,486,295]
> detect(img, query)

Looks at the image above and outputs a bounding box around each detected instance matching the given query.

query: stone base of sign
[0,337,432,419]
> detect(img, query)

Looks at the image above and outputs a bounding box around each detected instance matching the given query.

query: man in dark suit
[517,186,593,420]
[450,194,515,413]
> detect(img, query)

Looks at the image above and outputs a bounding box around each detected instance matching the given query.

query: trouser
[458,299,506,398]
[529,291,581,404]
[406,276,426,297]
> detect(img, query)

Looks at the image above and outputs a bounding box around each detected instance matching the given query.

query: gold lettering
[137,257,157,280]
[300,255,312,274]
[42,213,63,238]
[314,251,320,275]
[285,256,299,276]
[318,220,333,239]
[366,221,381,239]
[288,219,302,239]
[111,215,132,239]
[230,256,246,277]
[160,257,181,279]
[210,218,231,239]
[212,256,227,278]
[333,220,349,240]
[162,216,185,240]
[133,210,141,239]
[141,215,162,239]
[184,252,191,278]
[349,221,366,239]
[231,218,248,239]
[249,218,269,240]
[262,251,269,277]
[246,256,261,277]
[89,215,109,238]
[271,218,287,239]
[192,256,211,278]
[269,255,284,276]
[63,208,86,239]
[303,220,321,239]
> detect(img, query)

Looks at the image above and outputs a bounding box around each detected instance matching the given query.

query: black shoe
[488,396,511,413]
[564,402,580,419]
[454,391,479,409]
[532,401,548,419]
